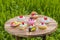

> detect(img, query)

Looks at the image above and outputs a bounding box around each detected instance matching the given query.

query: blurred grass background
[0,0,60,40]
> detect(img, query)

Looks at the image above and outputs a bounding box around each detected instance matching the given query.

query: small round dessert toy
[19,22,27,30]
[17,16,25,22]
[11,21,21,27]
[40,16,50,24]
[30,11,38,19]
[27,17,36,26]
[38,22,47,30]
[28,24,36,32]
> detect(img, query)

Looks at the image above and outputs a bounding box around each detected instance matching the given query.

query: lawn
[0,0,60,40]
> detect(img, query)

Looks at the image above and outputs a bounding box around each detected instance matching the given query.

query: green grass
[0,0,60,40]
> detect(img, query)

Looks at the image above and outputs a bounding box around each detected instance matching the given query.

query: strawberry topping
[41,22,44,25]
[19,16,23,18]
[31,24,33,26]
[32,14,35,16]
[22,22,24,25]
[31,12,36,16]
[44,17,47,20]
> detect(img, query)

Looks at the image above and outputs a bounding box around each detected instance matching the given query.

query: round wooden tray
[4,15,58,37]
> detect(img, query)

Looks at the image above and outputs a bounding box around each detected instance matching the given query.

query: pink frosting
[28,19,35,25]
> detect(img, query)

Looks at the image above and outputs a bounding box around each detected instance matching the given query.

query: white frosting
[17,16,25,21]
[29,26,33,28]
[29,25,35,28]
[35,15,38,16]
[40,18,50,23]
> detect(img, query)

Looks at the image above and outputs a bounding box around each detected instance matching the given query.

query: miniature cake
[27,17,36,26]
[30,11,38,19]
[29,24,36,32]
[17,16,25,21]
[39,22,47,30]
[11,21,21,27]
[19,22,27,30]
[40,16,50,24]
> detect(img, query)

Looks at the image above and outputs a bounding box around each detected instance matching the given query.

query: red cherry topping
[41,22,44,25]
[19,16,23,18]
[32,13,35,16]
[44,17,47,20]
[22,22,24,25]
[31,24,33,26]
[31,12,36,16]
